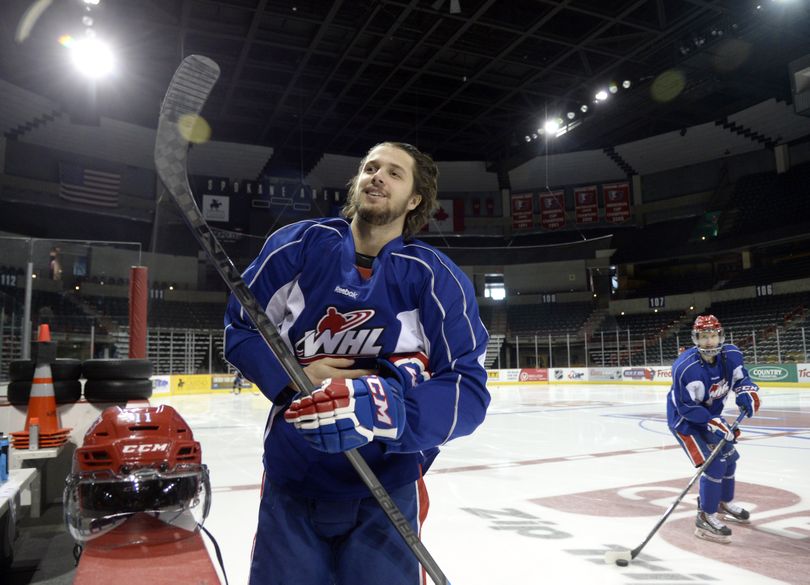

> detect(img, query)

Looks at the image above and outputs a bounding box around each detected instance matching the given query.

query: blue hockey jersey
[224,218,490,498]
[667,344,758,435]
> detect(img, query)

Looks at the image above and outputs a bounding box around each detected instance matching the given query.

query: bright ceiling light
[595,89,608,101]
[608,82,618,94]
[70,37,114,78]
[622,80,631,89]
[543,118,561,134]
[566,111,576,120]
[580,104,588,113]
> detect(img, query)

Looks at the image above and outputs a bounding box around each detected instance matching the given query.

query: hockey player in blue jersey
[667,314,761,543]
[224,142,490,584]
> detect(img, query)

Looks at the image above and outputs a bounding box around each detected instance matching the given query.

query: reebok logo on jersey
[295,306,384,363]
[333,285,358,299]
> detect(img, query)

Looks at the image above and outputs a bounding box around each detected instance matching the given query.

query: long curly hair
[341,142,438,240]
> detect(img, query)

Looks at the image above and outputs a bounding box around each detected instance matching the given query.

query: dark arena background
[1,1,809,584]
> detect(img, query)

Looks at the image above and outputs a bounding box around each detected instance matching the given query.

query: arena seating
[507,302,593,337]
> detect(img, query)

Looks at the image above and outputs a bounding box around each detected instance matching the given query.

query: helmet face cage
[692,315,725,358]
[63,405,211,548]
[64,464,211,546]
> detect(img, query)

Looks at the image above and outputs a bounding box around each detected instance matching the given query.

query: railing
[498,325,809,369]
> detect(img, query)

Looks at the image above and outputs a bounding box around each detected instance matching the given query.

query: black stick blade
[159,54,220,123]
[155,55,220,194]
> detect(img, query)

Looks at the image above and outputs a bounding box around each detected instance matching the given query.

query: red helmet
[692,314,724,357]
[64,405,210,548]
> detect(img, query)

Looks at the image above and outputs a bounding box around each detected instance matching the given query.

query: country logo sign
[749,366,789,381]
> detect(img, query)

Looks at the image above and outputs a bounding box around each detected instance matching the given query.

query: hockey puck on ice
[616,559,629,567]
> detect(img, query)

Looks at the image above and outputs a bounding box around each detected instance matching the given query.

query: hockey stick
[154,55,450,585]
[605,409,747,566]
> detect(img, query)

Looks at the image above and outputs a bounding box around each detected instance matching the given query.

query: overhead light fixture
[622,80,631,89]
[595,89,608,101]
[69,36,115,78]
[608,82,618,94]
[449,0,461,14]
[543,118,561,134]
[580,104,588,113]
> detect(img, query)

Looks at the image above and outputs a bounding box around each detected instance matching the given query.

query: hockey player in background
[224,142,490,584]
[667,314,761,543]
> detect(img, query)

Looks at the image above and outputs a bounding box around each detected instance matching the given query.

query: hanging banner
[603,182,631,223]
[472,198,481,216]
[485,198,495,216]
[539,190,565,230]
[511,193,533,229]
[425,199,464,232]
[574,185,598,224]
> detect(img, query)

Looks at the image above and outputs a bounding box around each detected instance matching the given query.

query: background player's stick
[154,54,450,585]
[605,409,747,567]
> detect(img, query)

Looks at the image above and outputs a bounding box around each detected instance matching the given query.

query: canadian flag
[425,199,465,233]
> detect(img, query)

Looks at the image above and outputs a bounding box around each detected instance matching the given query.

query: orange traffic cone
[11,324,71,449]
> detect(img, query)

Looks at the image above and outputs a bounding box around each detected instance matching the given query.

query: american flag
[59,163,120,207]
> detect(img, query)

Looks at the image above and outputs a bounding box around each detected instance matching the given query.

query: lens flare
[650,70,686,103]
[178,114,212,144]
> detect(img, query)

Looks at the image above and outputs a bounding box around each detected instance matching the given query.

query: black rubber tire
[9,359,82,382]
[6,379,83,405]
[82,359,153,380]
[83,379,153,403]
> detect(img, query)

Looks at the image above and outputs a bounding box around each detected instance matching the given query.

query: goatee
[357,197,410,227]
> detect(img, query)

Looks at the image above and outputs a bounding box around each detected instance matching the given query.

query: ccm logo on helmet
[122,443,170,453]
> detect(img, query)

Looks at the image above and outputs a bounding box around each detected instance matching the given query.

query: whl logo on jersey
[295,306,384,363]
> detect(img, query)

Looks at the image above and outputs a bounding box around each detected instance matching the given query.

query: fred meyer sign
[748,364,798,383]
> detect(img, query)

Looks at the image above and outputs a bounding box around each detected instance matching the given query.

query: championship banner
[539,190,565,230]
[603,182,631,223]
[485,198,495,216]
[574,185,598,224]
[472,198,481,216]
[511,193,533,229]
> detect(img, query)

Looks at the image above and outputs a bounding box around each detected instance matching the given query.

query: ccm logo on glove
[366,376,392,425]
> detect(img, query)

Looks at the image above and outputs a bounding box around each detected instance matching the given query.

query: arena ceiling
[1,0,809,177]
